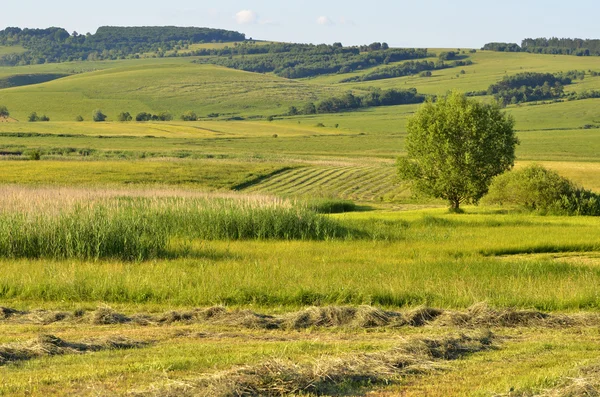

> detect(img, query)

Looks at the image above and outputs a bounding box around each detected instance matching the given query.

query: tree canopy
[398,91,519,211]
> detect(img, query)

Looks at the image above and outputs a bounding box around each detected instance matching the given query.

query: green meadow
[1,44,600,396]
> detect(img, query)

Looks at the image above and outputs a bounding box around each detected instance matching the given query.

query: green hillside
[0,63,345,120]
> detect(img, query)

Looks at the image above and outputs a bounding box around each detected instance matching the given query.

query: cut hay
[2,303,598,329]
[0,334,148,366]
[135,332,494,397]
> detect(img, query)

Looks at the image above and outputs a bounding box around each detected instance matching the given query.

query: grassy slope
[0,63,347,121]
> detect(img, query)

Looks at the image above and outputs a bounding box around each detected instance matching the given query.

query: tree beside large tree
[398,91,519,211]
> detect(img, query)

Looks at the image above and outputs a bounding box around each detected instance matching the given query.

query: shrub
[483,164,600,215]
[28,149,42,160]
[180,110,198,121]
[39,114,50,122]
[75,115,84,122]
[92,109,107,122]
[117,112,132,122]
[28,112,39,122]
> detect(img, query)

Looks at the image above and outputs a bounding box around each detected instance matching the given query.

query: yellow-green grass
[243,164,411,202]
[0,45,26,55]
[0,63,347,121]
[2,200,600,310]
[381,328,600,396]
[0,160,286,188]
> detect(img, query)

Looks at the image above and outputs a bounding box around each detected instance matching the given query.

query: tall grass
[0,189,347,260]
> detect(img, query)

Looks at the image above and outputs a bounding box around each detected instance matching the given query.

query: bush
[28,112,39,122]
[28,149,42,160]
[39,114,50,122]
[92,109,107,122]
[483,164,600,215]
[0,105,9,118]
[180,110,197,121]
[75,115,84,122]
[117,112,132,122]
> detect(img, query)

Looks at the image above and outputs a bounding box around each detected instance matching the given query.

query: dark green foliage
[75,115,84,122]
[28,149,41,160]
[0,26,245,65]
[398,92,518,211]
[482,42,521,52]
[0,105,9,118]
[306,199,357,214]
[27,112,48,122]
[483,38,600,56]
[339,60,468,83]
[488,72,571,105]
[117,112,132,122]
[293,88,426,115]
[483,165,600,216]
[195,44,431,79]
[135,111,173,121]
[92,109,107,122]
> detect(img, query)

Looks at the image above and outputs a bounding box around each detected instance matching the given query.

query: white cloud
[235,10,259,25]
[317,16,334,26]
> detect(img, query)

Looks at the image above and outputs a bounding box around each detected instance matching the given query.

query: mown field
[1,46,600,396]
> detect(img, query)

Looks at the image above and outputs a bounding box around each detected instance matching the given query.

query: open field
[2,42,600,395]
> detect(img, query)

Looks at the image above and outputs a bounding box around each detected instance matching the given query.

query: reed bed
[0,187,346,260]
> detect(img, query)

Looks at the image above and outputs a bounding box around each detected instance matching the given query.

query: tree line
[0,26,246,65]
[339,59,472,83]
[288,88,427,116]
[194,44,432,79]
[483,37,600,56]
[487,72,572,105]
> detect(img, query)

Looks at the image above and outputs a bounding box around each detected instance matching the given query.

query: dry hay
[435,302,585,328]
[0,334,148,366]
[134,332,494,397]
[2,303,598,330]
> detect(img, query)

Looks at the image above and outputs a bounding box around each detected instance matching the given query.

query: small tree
[28,112,39,122]
[157,111,173,121]
[398,91,519,211]
[180,110,197,121]
[75,115,84,122]
[117,112,132,122]
[0,105,9,118]
[92,109,107,122]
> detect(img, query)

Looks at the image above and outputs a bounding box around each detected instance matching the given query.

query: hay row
[0,334,148,366]
[133,332,494,396]
[2,303,595,329]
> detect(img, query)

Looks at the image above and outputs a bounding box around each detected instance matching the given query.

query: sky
[1,0,599,48]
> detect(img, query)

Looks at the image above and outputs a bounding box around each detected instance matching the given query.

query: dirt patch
[0,117,18,123]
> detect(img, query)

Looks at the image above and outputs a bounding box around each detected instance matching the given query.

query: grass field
[2,45,600,395]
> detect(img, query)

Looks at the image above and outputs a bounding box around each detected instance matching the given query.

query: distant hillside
[483,37,600,56]
[0,26,246,65]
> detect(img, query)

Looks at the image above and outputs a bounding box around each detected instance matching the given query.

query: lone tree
[0,105,9,118]
[92,109,107,122]
[398,91,518,211]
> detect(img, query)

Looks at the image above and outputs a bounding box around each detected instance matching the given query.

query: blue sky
[2,0,599,47]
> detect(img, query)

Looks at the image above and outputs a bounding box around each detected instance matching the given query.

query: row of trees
[339,59,472,83]
[0,26,246,65]
[288,88,427,116]
[483,37,600,56]
[487,72,572,105]
[195,46,432,79]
